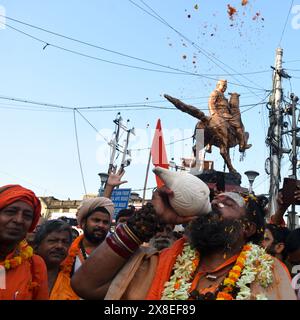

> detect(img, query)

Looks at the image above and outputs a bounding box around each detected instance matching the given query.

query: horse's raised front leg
[219,145,237,173]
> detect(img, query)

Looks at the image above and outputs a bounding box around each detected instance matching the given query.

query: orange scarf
[49,235,84,300]
[60,234,84,274]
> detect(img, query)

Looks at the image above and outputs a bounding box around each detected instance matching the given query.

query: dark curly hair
[33,219,73,248]
[244,196,267,244]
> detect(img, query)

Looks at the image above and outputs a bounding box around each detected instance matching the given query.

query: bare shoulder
[251,256,296,300]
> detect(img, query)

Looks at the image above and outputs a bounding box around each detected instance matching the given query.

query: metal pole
[142,150,152,206]
[108,114,122,173]
[288,93,299,229]
[268,48,283,217]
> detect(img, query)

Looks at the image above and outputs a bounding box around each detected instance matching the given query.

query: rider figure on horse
[207,79,252,153]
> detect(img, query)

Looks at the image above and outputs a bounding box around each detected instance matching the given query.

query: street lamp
[244,171,259,194]
[98,172,109,196]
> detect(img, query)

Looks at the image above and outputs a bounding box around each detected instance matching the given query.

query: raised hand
[107,168,128,188]
[104,168,128,198]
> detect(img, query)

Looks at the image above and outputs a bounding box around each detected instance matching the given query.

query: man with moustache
[33,219,78,300]
[72,189,296,300]
[0,184,48,300]
[148,224,177,251]
[71,197,114,273]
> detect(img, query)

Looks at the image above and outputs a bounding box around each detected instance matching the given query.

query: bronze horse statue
[164,94,249,174]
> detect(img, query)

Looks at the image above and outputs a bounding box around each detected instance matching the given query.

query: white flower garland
[161,242,199,300]
[161,242,274,300]
[236,244,274,300]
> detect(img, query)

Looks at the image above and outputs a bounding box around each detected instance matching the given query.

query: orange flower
[236,257,246,265]
[229,271,240,280]
[217,292,233,300]
[61,234,84,274]
[243,244,252,251]
[174,281,181,290]
[223,286,233,293]
[192,258,199,267]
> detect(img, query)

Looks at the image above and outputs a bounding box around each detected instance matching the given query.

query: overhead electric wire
[278,0,295,47]
[0,94,73,110]
[0,169,70,199]
[0,94,268,112]
[129,0,267,92]
[73,110,87,195]
[74,109,110,143]
[0,14,201,75]
[0,14,271,79]
[1,19,268,90]
[284,60,300,64]
[3,23,194,76]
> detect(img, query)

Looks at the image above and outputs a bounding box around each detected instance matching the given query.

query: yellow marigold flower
[15,256,22,264]
[229,271,239,280]
[233,265,242,272]
[26,247,33,255]
[239,252,247,259]
[224,278,235,286]
[4,260,10,269]
[230,270,241,277]
[237,257,245,265]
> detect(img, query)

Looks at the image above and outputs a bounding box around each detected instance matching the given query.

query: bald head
[216,79,227,93]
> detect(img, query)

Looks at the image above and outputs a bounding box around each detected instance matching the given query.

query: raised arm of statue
[164,94,208,124]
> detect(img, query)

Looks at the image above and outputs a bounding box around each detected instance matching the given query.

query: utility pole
[288,93,299,229]
[108,113,122,174]
[99,113,133,195]
[120,123,135,172]
[268,48,284,217]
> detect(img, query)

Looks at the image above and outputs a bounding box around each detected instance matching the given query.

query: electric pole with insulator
[267,48,284,218]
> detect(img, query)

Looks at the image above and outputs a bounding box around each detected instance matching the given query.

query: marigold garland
[60,234,84,274]
[0,240,33,270]
[161,242,199,300]
[161,242,274,300]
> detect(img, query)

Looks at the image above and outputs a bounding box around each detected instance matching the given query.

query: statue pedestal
[191,169,247,193]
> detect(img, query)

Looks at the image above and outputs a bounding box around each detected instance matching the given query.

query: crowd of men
[1,170,300,300]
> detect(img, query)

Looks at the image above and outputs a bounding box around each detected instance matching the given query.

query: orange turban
[0,184,41,232]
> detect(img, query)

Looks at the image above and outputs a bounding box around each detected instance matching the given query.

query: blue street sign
[111,188,132,219]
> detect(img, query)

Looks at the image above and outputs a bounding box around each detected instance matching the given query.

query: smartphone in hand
[282,178,300,205]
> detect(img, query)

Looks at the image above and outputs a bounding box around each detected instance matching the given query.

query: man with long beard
[71,189,296,300]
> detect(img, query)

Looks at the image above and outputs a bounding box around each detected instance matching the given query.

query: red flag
[151,119,169,188]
